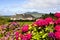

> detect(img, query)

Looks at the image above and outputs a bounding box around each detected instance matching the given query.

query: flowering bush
[21,25,29,32]
[55,32,60,39]
[45,17,54,24]
[54,12,60,18]
[55,18,60,25]
[55,25,60,32]
[35,19,48,27]
[1,12,60,40]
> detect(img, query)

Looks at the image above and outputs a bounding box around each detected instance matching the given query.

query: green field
[20,21,33,26]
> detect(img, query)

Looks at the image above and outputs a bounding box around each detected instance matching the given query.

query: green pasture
[19,21,33,26]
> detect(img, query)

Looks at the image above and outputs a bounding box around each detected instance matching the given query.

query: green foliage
[30,24,54,40]
[32,32,40,40]
[0,17,10,25]
[42,13,54,19]
[45,24,54,32]
[0,33,3,38]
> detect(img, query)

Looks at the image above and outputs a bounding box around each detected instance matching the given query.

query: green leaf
[31,39,34,40]
[33,27,37,31]
[29,24,33,30]
[32,32,40,40]
[42,33,48,38]
[39,30,44,36]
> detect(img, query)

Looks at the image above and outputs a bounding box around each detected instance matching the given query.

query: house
[10,14,35,20]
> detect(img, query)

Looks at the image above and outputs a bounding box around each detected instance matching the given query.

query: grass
[0,19,34,27]
[19,21,33,26]
[0,21,33,26]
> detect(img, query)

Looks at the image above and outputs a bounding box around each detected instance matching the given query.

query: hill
[24,12,45,18]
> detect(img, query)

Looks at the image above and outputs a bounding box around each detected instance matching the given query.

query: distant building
[10,14,35,20]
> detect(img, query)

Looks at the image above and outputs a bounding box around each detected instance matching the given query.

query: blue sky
[0,0,60,15]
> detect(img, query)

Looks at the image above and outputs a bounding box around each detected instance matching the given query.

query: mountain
[0,12,46,18]
[24,12,45,18]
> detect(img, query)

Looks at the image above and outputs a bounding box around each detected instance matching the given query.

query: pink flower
[19,34,23,39]
[15,32,19,40]
[22,36,28,40]
[55,32,60,39]
[1,25,7,29]
[55,25,60,32]
[7,32,10,36]
[34,19,48,27]
[45,17,54,24]
[54,12,60,18]
[55,18,60,24]
[48,32,55,38]
[10,22,17,26]
[15,32,19,37]
[21,33,32,40]
[21,25,29,32]
[25,33,32,39]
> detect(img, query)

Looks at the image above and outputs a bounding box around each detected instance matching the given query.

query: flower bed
[0,12,60,40]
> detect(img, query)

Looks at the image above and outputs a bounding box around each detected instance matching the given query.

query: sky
[0,0,60,15]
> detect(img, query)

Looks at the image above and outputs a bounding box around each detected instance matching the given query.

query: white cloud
[22,0,58,9]
[0,0,60,15]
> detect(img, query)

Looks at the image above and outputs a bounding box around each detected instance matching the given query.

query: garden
[0,12,60,40]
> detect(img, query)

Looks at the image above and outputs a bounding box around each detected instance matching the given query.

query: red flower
[22,36,28,40]
[55,25,60,32]
[55,18,60,24]
[15,32,19,37]
[45,17,54,24]
[19,34,23,39]
[25,33,32,39]
[21,33,32,40]
[21,25,29,32]
[34,19,48,27]
[54,12,60,18]
[15,32,19,40]
[55,32,60,39]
